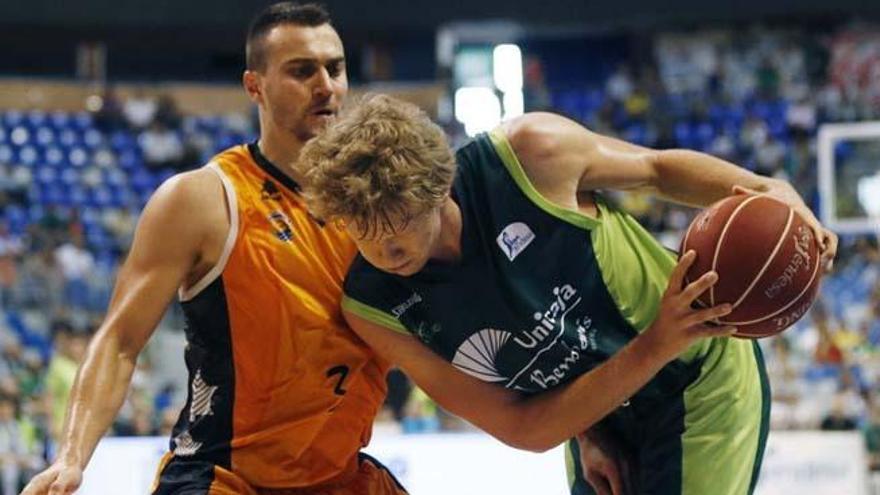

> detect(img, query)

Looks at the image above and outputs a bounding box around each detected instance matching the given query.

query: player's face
[249,23,348,143]
[346,207,443,277]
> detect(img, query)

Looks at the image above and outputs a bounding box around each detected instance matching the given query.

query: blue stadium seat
[834,141,853,162]
[44,146,67,167]
[9,126,30,147]
[117,149,143,171]
[57,129,82,148]
[622,122,649,146]
[0,144,14,164]
[68,186,88,207]
[674,122,694,148]
[35,126,56,146]
[109,130,137,152]
[42,184,67,206]
[25,111,48,128]
[4,206,27,235]
[49,111,71,130]
[103,168,128,187]
[694,122,716,150]
[17,145,41,166]
[2,111,24,128]
[59,167,80,186]
[35,166,59,186]
[111,187,135,208]
[68,147,90,168]
[89,186,113,209]
[26,205,44,223]
[130,169,154,193]
[82,129,103,149]
[72,112,93,131]
[4,311,51,361]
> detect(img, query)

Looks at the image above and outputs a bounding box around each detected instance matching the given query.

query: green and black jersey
[344,130,769,495]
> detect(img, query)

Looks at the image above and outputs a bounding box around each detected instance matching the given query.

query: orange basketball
[681,194,822,338]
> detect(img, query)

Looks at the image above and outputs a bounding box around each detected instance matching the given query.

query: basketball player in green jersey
[298,95,837,495]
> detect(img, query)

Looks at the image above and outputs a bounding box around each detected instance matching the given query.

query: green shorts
[567,339,770,495]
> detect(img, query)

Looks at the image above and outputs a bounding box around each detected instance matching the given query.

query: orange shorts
[151,452,407,495]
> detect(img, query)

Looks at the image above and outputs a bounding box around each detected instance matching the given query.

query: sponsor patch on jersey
[261,179,282,201]
[268,211,294,242]
[496,222,536,261]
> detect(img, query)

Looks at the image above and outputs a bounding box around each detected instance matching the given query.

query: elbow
[487,416,565,453]
[499,431,561,453]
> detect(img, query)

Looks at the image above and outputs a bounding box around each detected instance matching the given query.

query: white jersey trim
[178,161,239,302]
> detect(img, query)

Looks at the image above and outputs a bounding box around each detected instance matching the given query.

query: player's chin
[390,259,427,277]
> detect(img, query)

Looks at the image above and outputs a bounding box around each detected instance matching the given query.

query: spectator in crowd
[0,222,22,308]
[606,63,634,102]
[820,390,860,431]
[139,121,186,172]
[44,322,88,442]
[53,233,95,311]
[400,387,440,434]
[154,94,182,129]
[122,88,158,130]
[754,135,787,177]
[523,56,552,111]
[865,398,880,471]
[17,247,63,312]
[0,337,24,384]
[91,86,126,133]
[15,351,43,400]
[383,368,412,424]
[0,394,43,495]
[813,302,845,366]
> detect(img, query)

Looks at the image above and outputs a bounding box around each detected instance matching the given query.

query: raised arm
[22,169,224,495]
[344,251,734,453]
[501,112,837,266]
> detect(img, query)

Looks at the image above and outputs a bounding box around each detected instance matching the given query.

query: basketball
[681,194,823,338]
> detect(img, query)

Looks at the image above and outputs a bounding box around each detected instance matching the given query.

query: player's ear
[242,70,263,105]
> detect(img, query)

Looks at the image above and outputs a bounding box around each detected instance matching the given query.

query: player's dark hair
[246,2,332,71]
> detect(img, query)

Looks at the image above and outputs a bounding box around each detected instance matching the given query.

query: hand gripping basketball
[732,183,838,272]
[644,250,736,360]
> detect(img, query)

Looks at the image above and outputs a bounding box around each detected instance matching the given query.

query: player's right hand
[644,250,737,360]
[20,462,83,495]
[577,428,634,495]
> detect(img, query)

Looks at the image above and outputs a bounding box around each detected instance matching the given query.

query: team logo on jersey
[173,430,203,457]
[452,328,512,383]
[450,285,597,392]
[189,369,218,423]
[268,211,294,242]
[261,179,282,201]
[496,222,535,261]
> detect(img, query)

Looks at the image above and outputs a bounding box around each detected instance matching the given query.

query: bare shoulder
[147,168,225,223]
[498,112,595,197]
[135,166,228,256]
[502,113,593,159]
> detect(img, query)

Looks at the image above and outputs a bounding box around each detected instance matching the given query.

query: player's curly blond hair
[299,94,456,238]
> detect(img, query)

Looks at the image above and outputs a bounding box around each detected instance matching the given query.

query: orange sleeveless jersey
[170,144,389,489]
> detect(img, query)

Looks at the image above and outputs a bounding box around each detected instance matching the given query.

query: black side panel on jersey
[169,276,236,470]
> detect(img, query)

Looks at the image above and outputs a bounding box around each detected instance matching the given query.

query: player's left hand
[733,182,838,272]
[576,428,634,495]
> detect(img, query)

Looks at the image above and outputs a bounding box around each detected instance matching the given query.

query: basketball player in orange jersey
[22,4,406,495]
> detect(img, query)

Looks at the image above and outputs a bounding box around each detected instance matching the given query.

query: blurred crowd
[0,22,878,493]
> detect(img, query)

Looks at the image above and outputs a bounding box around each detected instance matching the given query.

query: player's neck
[256,126,307,186]
[430,197,463,262]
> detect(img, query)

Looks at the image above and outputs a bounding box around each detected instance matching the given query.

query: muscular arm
[346,309,680,453]
[502,112,772,207]
[53,171,221,470]
[502,112,837,263]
